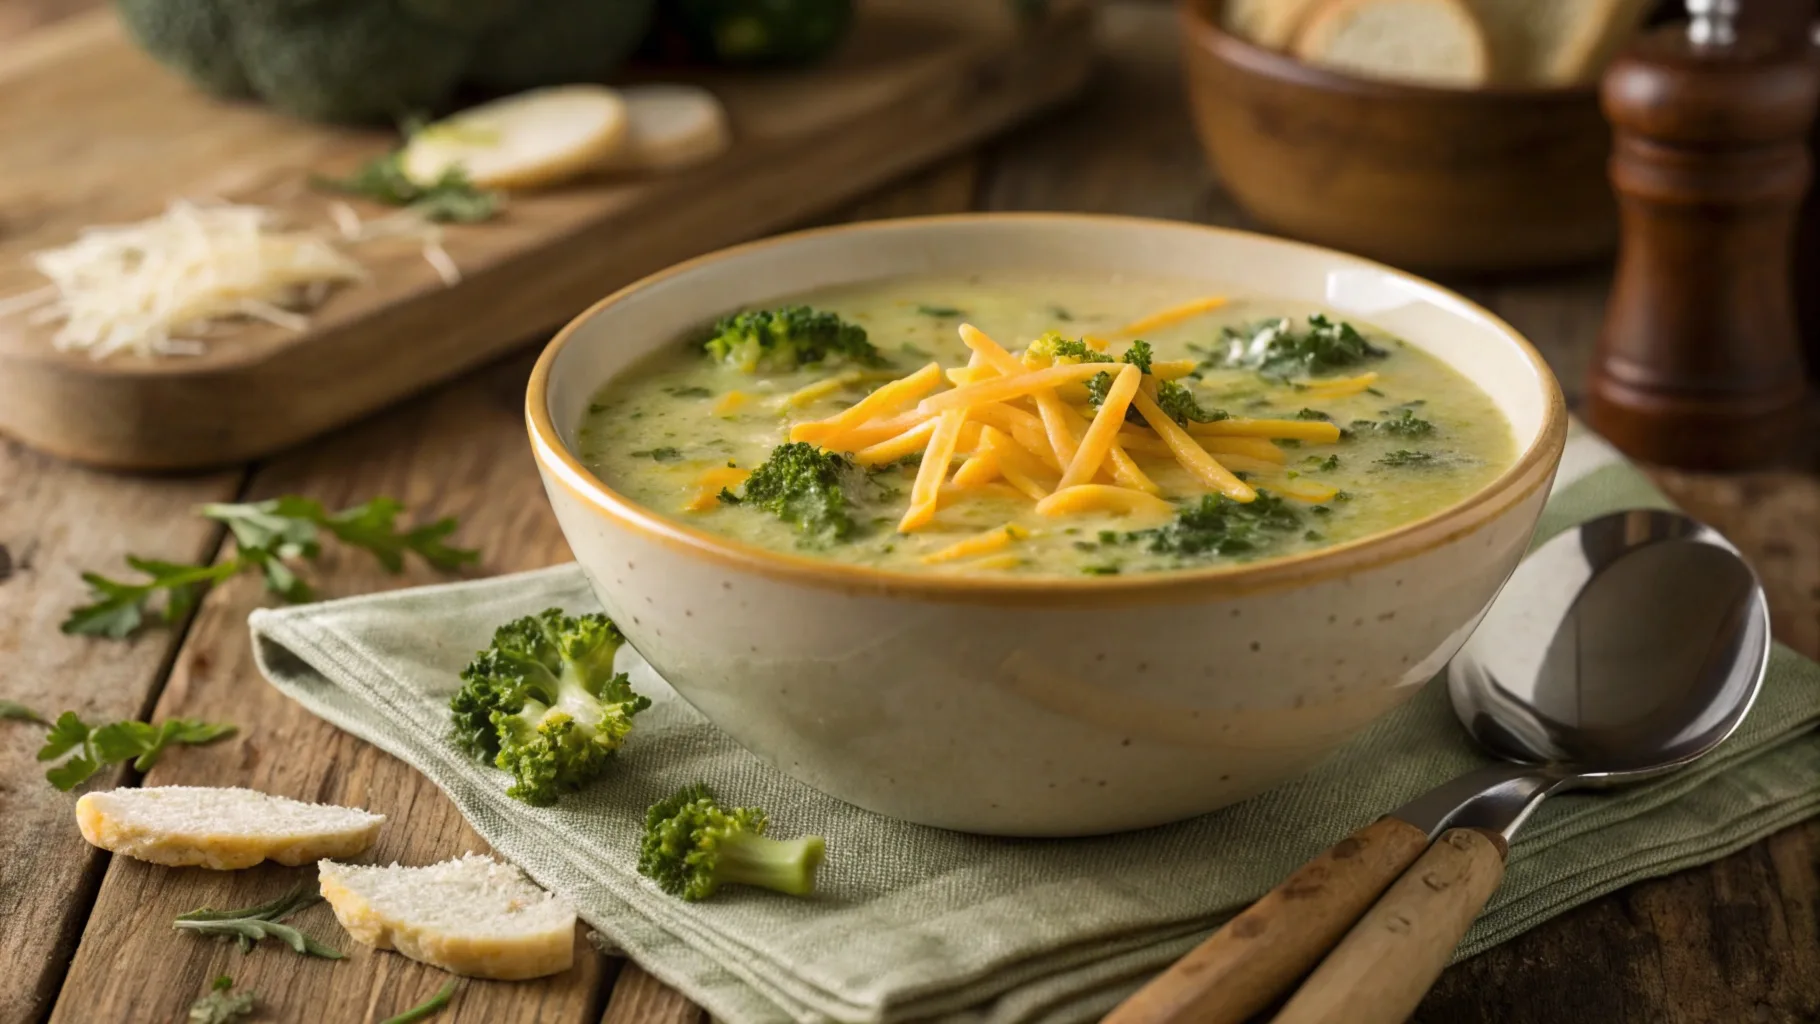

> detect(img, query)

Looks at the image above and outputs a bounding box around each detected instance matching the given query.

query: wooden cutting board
[0,0,1095,470]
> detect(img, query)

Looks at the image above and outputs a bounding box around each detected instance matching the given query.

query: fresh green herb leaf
[1294,408,1332,421]
[914,304,963,318]
[1375,408,1435,437]
[1306,454,1341,471]
[1130,491,1303,558]
[313,153,501,224]
[36,711,235,790]
[189,975,257,1024]
[662,385,713,399]
[1153,380,1227,425]
[174,883,342,959]
[0,699,49,726]
[1048,305,1074,322]
[631,447,685,462]
[62,558,239,638]
[1212,314,1387,378]
[380,979,460,1024]
[1081,564,1121,576]
[1377,450,1437,467]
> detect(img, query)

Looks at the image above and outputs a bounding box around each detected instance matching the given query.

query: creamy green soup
[578,274,1516,576]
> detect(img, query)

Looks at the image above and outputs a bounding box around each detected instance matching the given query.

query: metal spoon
[1105,509,1770,1024]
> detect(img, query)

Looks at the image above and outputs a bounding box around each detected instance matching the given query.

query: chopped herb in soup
[578,274,1517,576]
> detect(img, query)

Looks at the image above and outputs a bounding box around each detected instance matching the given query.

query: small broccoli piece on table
[702,305,881,373]
[638,783,825,901]
[449,608,650,807]
[723,442,861,543]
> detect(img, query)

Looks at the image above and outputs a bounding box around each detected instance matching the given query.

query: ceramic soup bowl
[527,214,1567,837]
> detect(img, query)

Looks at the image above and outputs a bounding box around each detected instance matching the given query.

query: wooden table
[4,3,1818,1022]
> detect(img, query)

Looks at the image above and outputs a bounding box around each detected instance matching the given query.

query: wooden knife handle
[1102,816,1431,1024]
[1272,827,1508,1024]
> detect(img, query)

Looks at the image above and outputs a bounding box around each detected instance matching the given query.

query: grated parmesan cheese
[1,198,469,360]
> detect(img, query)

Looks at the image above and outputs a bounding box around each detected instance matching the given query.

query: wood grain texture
[1104,817,1431,1024]
[1280,829,1508,1024]
[0,0,1093,471]
[0,438,241,1024]
[599,963,708,1024]
[44,353,606,1024]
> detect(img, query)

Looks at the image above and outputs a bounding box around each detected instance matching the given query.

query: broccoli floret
[449,608,650,807]
[1215,314,1388,378]
[724,442,861,543]
[702,306,881,373]
[638,784,825,901]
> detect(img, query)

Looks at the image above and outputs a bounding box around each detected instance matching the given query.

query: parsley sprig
[174,883,343,959]
[62,497,478,639]
[314,152,500,224]
[35,711,236,791]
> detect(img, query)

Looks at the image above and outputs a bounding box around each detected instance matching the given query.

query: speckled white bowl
[527,215,1567,837]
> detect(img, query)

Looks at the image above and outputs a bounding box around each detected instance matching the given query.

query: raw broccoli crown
[449,608,649,806]
[702,305,882,373]
[727,442,861,543]
[637,783,825,901]
[113,0,658,124]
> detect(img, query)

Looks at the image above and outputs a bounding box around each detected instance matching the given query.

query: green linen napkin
[249,421,1820,1024]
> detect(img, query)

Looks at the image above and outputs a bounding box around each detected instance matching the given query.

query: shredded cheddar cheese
[684,467,749,512]
[1187,418,1342,443]
[920,523,1028,564]
[1301,371,1379,398]
[782,372,860,408]
[1112,296,1228,338]
[1035,485,1175,520]
[1060,364,1140,490]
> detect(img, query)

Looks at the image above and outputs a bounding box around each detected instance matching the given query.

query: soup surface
[578,273,1517,577]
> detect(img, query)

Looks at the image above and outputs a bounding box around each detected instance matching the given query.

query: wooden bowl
[1179,0,1618,276]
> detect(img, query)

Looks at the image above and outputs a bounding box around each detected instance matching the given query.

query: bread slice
[401,85,630,191]
[602,85,733,173]
[1293,0,1491,88]
[75,786,384,870]
[1463,0,1652,85]
[1225,0,1328,49]
[319,855,576,980]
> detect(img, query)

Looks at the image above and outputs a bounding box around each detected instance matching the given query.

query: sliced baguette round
[75,786,384,870]
[1225,0,1328,50]
[319,855,576,980]
[401,85,630,191]
[1293,0,1491,88]
[602,84,733,173]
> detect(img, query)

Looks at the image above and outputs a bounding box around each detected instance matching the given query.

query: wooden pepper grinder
[1590,0,1820,469]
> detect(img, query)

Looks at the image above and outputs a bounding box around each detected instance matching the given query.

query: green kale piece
[1130,491,1303,558]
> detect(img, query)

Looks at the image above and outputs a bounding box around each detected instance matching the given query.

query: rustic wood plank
[599,964,708,1024]
[43,355,610,1024]
[0,439,242,1024]
[0,0,93,45]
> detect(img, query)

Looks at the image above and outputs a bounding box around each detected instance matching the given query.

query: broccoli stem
[716,833,826,897]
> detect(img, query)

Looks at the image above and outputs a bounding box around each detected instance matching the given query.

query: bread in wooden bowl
[1464,0,1656,85]
[1292,0,1490,88]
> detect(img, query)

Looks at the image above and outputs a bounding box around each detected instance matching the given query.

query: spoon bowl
[1449,508,1770,786]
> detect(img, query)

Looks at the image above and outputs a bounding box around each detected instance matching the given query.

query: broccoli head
[638,783,825,901]
[702,305,882,373]
[1080,339,1225,425]
[450,608,650,806]
[114,0,658,125]
[723,442,862,543]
